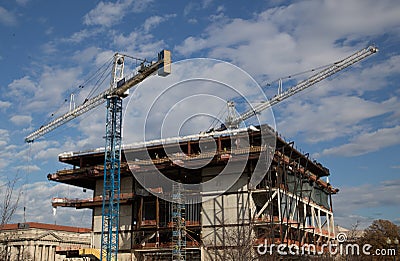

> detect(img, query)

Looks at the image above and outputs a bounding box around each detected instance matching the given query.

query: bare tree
[0,177,22,260]
[223,220,256,261]
[0,177,21,228]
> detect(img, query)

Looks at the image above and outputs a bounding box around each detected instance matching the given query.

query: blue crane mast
[25,50,171,261]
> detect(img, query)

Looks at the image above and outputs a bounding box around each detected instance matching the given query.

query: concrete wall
[201,183,256,261]
[92,176,134,250]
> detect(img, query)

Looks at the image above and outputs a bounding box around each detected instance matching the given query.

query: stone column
[48,245,53,261]
[41,245,46,261]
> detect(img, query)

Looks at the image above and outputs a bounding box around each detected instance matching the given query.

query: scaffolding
[172,183,186,261]
[48,125,338,260]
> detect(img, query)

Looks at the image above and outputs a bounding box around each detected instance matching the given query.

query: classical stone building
[0,222,91,261]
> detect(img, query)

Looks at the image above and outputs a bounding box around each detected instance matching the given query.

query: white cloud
[16,0,30,6]
[143,16,163,32]
[321,125,400,156]
[74,106,105,150]
[112,31,165,58]
[62,28,103,44]
[172,13,399,169]
[0,100,11,109]
[26,66,81,112]
[0,129,10,146]
[187,18,197,24]
[7,76,37,99]
[334,179,400,228]
[183,0,215,17]
[84,1,127,27]
[10,115,32,126]
[121,58,276,145]
[13,182,92,227]
[14,164,40,172]
[307,54,400,99]
[83,0,154,27]
[143,14,176,33]
[41,41,58,55]
[16,140,60,162]
[176,0,400,79]
[44,26,53,35]
[183,2,197,17]
[276,94,398,143]
[0,6,17,26]
[202,0,213,9]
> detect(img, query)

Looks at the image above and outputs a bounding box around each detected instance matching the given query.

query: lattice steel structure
[172,183,187,261]
[50,126,338,260]
[100,96,123,261]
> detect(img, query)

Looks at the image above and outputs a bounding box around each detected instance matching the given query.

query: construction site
[24,46,377,260]
[49,124,337,260]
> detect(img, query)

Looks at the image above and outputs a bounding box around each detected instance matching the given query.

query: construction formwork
[49,124,338,260]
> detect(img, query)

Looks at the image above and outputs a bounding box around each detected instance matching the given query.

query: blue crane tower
[25,50,171,261]
[100,50,171,260]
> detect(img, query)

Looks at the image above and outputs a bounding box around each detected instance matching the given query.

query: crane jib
[227,45,378,127]
[24,58,164,143]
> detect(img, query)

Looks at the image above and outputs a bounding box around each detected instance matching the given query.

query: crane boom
[24,49,171,261]
[225,45,378,128]
[24,59,164,143]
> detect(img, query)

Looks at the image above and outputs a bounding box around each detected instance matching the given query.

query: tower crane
[24,45,377,260]
[223,45,378,129]
[25,50,171,261]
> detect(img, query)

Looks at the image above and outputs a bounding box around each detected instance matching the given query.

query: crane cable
[36,53,151,133]
[43,56,114,126]
[206,103,229,132]
[261,62,335,88]
[21,142,32,223]
[207,61,343,131]
[85,57,114,100]
[229,61,338,110]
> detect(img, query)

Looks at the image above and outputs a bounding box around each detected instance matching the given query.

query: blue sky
[0,0,399,229]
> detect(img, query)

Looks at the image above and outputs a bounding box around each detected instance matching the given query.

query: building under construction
[22,45,377,260]
[49,124,338,260]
